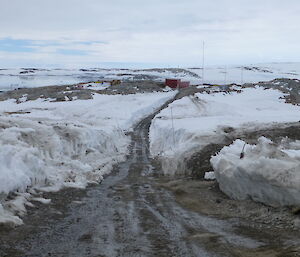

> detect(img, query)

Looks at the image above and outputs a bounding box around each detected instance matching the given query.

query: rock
[215,199,222,204]
[291,206,300,215]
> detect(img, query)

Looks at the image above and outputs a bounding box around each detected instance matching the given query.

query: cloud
[0,0,300,67]
[57,49,88,56]
[0,38,36,53]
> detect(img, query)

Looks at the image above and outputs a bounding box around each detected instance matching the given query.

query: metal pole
[202,41,205,85]
[241,67,244,85]
[170,107,175,148]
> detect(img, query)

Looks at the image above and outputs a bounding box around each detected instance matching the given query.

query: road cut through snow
[0,91,176,225]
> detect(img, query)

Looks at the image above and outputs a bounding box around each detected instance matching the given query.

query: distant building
[179,81,190,88]
[165,79,190,89]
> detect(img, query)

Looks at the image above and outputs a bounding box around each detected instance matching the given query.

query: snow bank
[0,118,127,194]
[211,137,300,207]
[0,91,176,225]
[150,87,300,175]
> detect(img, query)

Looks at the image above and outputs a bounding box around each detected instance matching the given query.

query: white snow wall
[149,121,226,176]
[211,137,300,207]
[0,117,129,195]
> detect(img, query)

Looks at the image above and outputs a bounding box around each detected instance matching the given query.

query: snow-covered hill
[189,62,300,85]
[1,62,300,91]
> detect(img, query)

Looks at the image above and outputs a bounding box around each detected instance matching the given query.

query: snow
[0,203,23,226]
[187,62,300,85]
[204,172,216,180]
[210,137,300,207]
[1,62,299,90]
[31,198,51,204]
[0,92,176,132]
[0,90,176,225]
[81,82,111,91]
[150,87,300,175]
[0,68,195,90]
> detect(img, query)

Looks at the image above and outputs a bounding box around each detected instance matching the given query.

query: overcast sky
[0,0,299,68]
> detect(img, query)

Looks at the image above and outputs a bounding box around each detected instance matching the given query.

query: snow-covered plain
[150,87,300,176]
[211,137,300,207]
[0,90,176,225]
[188,62,300,85]
[1,62,300,90]
[0,68,196,91]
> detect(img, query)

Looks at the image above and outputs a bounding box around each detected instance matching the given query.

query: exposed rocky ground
[0,84,94,102]
[100,80,166,94]
[245,78,300,105]
[0,80,166,103]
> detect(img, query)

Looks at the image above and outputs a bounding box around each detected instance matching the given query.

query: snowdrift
[211,137,300,207]
[0,91,176,225]
[150,87,300,176]
[0,118,128,195]
[0,118,128,225]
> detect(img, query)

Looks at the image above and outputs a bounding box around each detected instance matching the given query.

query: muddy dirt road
[0,94,299,257]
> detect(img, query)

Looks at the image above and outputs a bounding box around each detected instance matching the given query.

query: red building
[179,81,190,88]
[165,79,190,89]
[165,79,181,88]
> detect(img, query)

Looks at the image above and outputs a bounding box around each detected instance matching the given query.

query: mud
[186,143,232,179]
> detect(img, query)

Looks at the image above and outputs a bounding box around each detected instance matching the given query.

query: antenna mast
[224,65,227,85]
[202,41,205,85]
[241,67,244,85]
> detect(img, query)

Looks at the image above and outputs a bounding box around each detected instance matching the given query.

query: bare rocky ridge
[0,85,94,102]
[245,78,300,105]
[0,80,166,103]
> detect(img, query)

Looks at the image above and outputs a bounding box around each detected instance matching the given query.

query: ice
[0,204,23,226]
[210,137,300,207]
